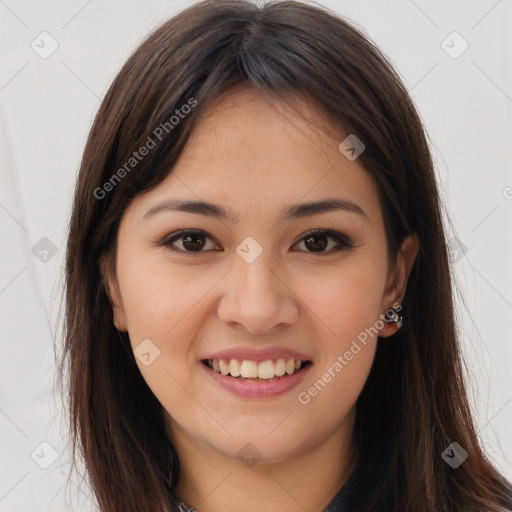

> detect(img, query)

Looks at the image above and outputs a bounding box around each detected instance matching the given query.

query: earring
[384,304,403,334]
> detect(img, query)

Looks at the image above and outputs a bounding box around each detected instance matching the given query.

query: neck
[169,408,358,512]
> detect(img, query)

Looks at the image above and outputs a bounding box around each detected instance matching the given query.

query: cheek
[303,258,386,347]
[295,274,380,427]
[117,255,222,394]
[119,257,198,341]
[294,259,384,404]
[116,257,203,411]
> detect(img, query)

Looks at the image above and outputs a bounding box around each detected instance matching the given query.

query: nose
[217,248,299,335]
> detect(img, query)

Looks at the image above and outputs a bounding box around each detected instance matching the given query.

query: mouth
[201,358,313,382]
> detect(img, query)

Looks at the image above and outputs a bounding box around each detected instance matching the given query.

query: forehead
[129,85,382,228]
[179,85,352,175]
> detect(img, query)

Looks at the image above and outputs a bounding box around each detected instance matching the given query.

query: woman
[57,0,512,510]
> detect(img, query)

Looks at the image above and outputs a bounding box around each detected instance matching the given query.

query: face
[103,84,418,468]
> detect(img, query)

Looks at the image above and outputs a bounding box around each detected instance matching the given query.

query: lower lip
[199,361,312,398]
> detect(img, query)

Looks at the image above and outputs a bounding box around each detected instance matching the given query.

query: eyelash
[160,229,354,256]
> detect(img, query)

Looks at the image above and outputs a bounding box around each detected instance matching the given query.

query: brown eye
[181,233,206,251]
[295,230,354,254]
[162,230,221,253]
[303,234,328,252]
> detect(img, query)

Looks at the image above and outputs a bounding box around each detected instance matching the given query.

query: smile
[200,358,313,398]
[203,358,311,380]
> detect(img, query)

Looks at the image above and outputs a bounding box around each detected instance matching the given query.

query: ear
[99,254,128,332]
[378,233,419,338]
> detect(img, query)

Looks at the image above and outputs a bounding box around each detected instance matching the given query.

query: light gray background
[1,1,511,510]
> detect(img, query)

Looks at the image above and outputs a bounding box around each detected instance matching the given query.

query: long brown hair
[56,1,512,510]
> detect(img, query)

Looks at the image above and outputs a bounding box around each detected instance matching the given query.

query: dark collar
[323,462,364,511]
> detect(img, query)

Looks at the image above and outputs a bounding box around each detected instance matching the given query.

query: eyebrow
[142,197,369,223]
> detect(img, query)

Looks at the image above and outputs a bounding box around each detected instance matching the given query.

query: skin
[102,84,419,512]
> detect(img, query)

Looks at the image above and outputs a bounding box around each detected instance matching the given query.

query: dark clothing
[323,462,364,512]
[175,462,364,512]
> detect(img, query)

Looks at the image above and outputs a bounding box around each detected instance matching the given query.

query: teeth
[206,358,306,379]
[229,359,241,377]
[240,360,258,378]
[257,360,275,379]
[219,359,230,376]
[275,359,286,376]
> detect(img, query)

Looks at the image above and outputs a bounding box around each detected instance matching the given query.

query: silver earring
[384,305,403,332]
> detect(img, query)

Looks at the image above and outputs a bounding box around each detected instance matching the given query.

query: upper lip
[202,346,313,363]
